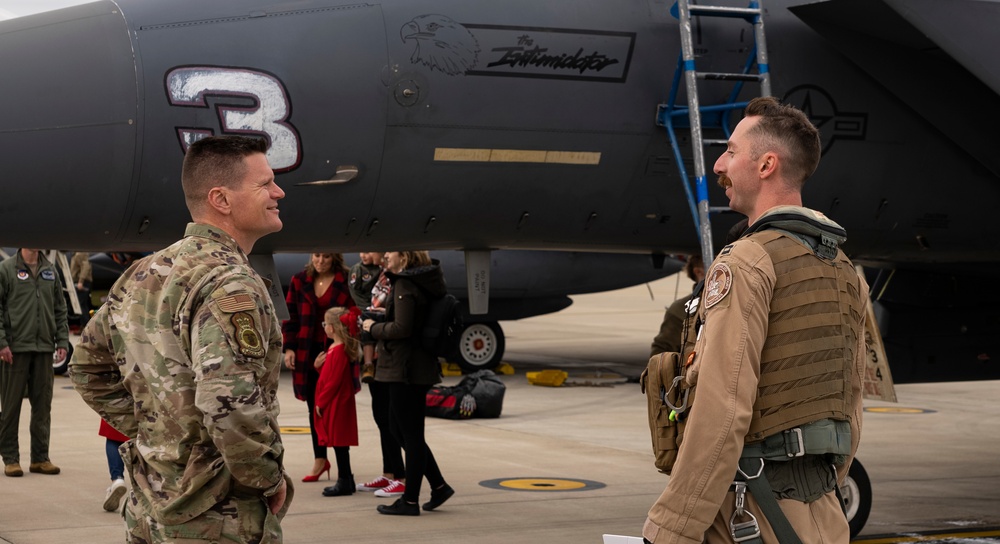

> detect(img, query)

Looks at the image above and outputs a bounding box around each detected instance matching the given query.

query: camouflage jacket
[70,223,287,524]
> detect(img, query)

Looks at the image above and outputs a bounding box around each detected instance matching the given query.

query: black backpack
[419,291,463,358]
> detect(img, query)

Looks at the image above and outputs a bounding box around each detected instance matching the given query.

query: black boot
[323,475,355,496]
[422,483,455,511]
[377,498,419,516]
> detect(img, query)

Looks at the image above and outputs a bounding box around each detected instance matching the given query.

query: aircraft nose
[0,1,137,249]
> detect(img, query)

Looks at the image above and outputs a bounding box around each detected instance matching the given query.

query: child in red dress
[317,306,362,497]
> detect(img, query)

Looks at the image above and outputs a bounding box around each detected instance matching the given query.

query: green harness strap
[731,420,851,543]
[733,451,803,544]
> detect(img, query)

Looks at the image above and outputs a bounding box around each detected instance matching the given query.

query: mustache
[717,174,732,189]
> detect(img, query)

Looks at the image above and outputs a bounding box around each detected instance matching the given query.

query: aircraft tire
[842,458,872,539]
[53,342,73,376]
[451,321,505,373]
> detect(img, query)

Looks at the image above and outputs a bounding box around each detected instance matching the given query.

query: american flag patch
[217,294,256,313]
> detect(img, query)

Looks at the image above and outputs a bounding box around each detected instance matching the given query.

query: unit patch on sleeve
[231,312,265,358]
[704,263,733,309]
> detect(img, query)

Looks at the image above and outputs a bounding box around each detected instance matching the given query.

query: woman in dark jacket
[362,251,455,516]
[283,253,355,482]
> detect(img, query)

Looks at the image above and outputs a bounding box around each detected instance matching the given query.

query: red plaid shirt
[282,269,355,400]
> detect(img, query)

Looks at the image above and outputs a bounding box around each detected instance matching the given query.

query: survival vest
[740,209,864,441]
[642,207,864,473]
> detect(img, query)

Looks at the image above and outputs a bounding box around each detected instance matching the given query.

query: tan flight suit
[644,206,868,544]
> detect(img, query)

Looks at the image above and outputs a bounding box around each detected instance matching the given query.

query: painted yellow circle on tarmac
[501,478,586,491]
[280,426,312,434]
[864,407,935,414]
[479,477,605,492]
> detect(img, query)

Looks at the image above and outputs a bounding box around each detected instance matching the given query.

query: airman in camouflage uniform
[71,136,291,543]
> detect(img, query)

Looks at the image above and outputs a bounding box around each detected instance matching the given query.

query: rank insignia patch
[231,312,265,358]
[704,263,733,309]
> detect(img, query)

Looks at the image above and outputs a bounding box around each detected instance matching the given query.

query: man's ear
[758,152,778,179]
[206,186,231,215]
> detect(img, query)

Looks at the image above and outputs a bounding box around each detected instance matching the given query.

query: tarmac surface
[1,273,999,543]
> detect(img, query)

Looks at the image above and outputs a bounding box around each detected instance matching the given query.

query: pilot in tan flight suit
[643,97,868,544]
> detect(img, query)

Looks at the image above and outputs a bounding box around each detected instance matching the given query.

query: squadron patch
[231,312,265,358]
[16,270,29,281]
[704,263,733,309]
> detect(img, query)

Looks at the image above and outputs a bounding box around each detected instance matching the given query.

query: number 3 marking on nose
[166,66,301,172]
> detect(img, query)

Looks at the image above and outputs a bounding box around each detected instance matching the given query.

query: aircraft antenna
[656,0,771,266]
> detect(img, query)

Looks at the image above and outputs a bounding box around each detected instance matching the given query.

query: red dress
[314,343,359,447]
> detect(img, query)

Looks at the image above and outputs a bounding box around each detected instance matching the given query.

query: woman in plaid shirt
[282,253,356,482]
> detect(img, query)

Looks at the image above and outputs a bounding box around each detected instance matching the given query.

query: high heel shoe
[302,460,331,482]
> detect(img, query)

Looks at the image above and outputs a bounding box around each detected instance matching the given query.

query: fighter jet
[1,0,998,385]
[70,249,682,372]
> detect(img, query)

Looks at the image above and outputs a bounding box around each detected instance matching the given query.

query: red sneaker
[374,480,406,497]
[357,476,392,492]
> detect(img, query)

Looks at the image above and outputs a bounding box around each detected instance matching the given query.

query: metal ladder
[656,0,771,265]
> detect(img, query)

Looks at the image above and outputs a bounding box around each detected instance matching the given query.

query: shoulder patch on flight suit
[704,263,733,309]
[217,293,256,313]
[231,312,265,358]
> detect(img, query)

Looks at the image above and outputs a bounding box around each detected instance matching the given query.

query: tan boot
[361,363,375,383]
[4,463,23,477]
[29,461,60,475]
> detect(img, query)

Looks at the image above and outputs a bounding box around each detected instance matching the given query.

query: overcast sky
[0,0,91,20]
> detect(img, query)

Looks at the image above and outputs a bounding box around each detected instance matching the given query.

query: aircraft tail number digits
[166,66,301,171]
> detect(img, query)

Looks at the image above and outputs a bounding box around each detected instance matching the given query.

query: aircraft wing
[789,0,1000,179]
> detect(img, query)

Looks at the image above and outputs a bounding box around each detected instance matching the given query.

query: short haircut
[181,136,269,215]
[399,251,433,270]
[743,97,821,187]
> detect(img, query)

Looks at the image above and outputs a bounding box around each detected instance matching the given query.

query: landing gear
[450,321,505,373]
[841,458,872,538]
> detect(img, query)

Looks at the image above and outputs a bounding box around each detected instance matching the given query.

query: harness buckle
[729,510,761,543]
[818,234,838,260]
[785,427,805,458]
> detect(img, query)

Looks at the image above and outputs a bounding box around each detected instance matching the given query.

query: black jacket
[370,261,447,385]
